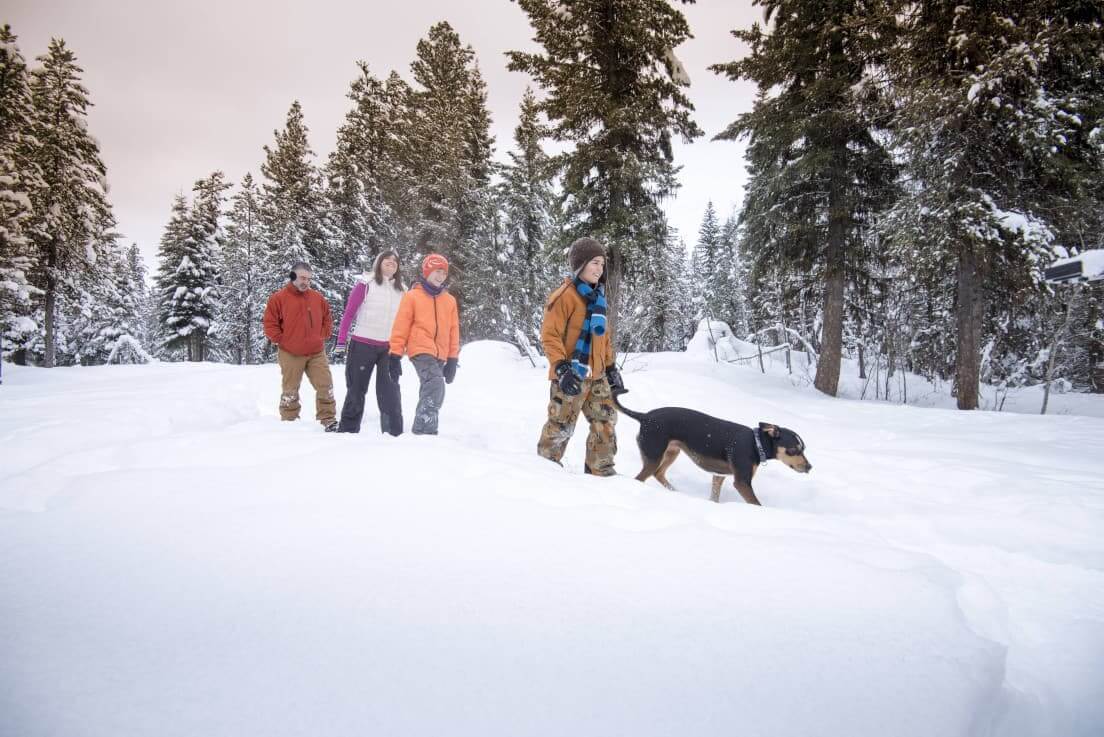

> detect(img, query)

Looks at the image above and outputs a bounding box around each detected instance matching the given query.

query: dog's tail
[611,391,647,422]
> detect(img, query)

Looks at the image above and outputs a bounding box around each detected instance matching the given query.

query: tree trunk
[954,245,985,410]
[245,304,254,365]
[814,156,847,396]
[606,243,624,346]
[40,236,61,367]
[815,268,845,395]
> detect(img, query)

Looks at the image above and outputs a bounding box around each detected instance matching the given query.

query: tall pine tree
[712,0,898,396]
[407,22,496,330]
[26,38,114,367]
[508,0,703,339]
[214,173,269,364]
[260,101,338,306]
[885,0,1104,408]
[0,25,41,360]
[499,87,558,344]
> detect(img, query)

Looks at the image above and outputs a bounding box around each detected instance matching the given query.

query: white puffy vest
[351,277,405,342]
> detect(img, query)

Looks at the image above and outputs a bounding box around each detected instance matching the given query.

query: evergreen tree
[26,38,114,367]
[67,233,148,364]
[259,101,338,305]
[690,201,721,318]
[712,0,898,396]
[326,62,399,276]
[153,194,192,360]
[508,0,704,339]
[119,242,152,360]
[498,87,558,344]
[622,222,693,351]
[379,71,418,251]
[716,211,749,337]
[886,0,1104,408]
[214,173,268,364]
[0,25,41,360]
[407,22,496,329]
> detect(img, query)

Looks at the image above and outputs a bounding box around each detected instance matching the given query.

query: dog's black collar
[753,428,770,464]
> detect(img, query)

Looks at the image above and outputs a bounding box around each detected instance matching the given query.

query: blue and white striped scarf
[570,278,607,379]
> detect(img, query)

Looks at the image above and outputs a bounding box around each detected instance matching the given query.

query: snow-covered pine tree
[179,171,228,361]
[886,0,1104,408]
[379,71,418,251]
[259,101,339,307]
[732,143,817,351]
[66,231,148,365]
[712,0,898,397]
[620,222,693,352]
[326,62,398,277]
[690,201,721,320]
[25,38,114,367]
[161,202,217,361]
[498,87,558,345]
[715,211,749,338]
[507,0,703,341]
[213,173,268,364]
[0,25,41,361]
[118,242,152,361]
[406,22,496,332]
[153,194,192,360]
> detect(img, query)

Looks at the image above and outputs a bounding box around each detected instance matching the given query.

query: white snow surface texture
[1,340,1102,737]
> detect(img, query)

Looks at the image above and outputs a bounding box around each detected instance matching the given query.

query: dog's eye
[786,448,801,456]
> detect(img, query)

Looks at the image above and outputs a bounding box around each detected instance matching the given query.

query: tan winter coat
[541,278,614,381]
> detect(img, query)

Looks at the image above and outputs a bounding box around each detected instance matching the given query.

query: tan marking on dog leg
[710,475,725,503]
[653,442,681,491]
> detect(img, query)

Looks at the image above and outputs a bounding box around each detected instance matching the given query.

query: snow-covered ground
[1,341,1102,737]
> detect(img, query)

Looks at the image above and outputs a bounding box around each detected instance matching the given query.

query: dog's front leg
[733,476,762,506]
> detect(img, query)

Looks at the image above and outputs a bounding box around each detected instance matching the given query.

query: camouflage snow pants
[537,376,618,476]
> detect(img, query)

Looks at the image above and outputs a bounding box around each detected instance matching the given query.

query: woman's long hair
[372,250,405,292]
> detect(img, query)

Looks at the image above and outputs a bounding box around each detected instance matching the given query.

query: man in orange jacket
[262,262,338,431]
[389,253,460,435]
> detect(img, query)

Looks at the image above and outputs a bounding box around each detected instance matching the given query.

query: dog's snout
[804,462,813,472]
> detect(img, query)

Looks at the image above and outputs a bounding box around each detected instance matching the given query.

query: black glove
[389,354,403,383]
[606,365,626,394]
[443,357,458,384]
[555,361,581,396]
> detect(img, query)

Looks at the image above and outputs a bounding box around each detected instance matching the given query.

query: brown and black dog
[612,393,811,504]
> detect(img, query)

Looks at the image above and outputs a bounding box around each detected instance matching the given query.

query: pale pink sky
[8,0,758,269]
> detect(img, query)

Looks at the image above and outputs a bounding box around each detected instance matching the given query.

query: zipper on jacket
[433,294,440,359]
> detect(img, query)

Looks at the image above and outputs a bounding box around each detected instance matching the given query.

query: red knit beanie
[422,253,449,279]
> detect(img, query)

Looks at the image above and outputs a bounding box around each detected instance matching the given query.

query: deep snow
[1,341,1102,737]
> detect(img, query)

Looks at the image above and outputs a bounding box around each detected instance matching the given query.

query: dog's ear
[758,422,780,438]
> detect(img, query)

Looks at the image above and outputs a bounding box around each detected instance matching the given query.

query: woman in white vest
[335,251,407,435]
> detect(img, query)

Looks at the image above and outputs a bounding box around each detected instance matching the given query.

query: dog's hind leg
[635,456,661,483]
[653,443,681,491]
[710,475,725,503]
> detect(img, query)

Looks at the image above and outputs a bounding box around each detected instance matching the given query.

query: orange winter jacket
[541,278,615,381]
[263,284,334,356]
[389,282,460,360]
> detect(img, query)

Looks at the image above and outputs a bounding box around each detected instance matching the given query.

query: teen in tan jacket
[537,237,626,476]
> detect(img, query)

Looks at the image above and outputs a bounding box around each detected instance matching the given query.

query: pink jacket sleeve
[336,282,367,346]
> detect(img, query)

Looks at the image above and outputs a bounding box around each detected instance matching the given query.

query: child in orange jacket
[388,253,460,435]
